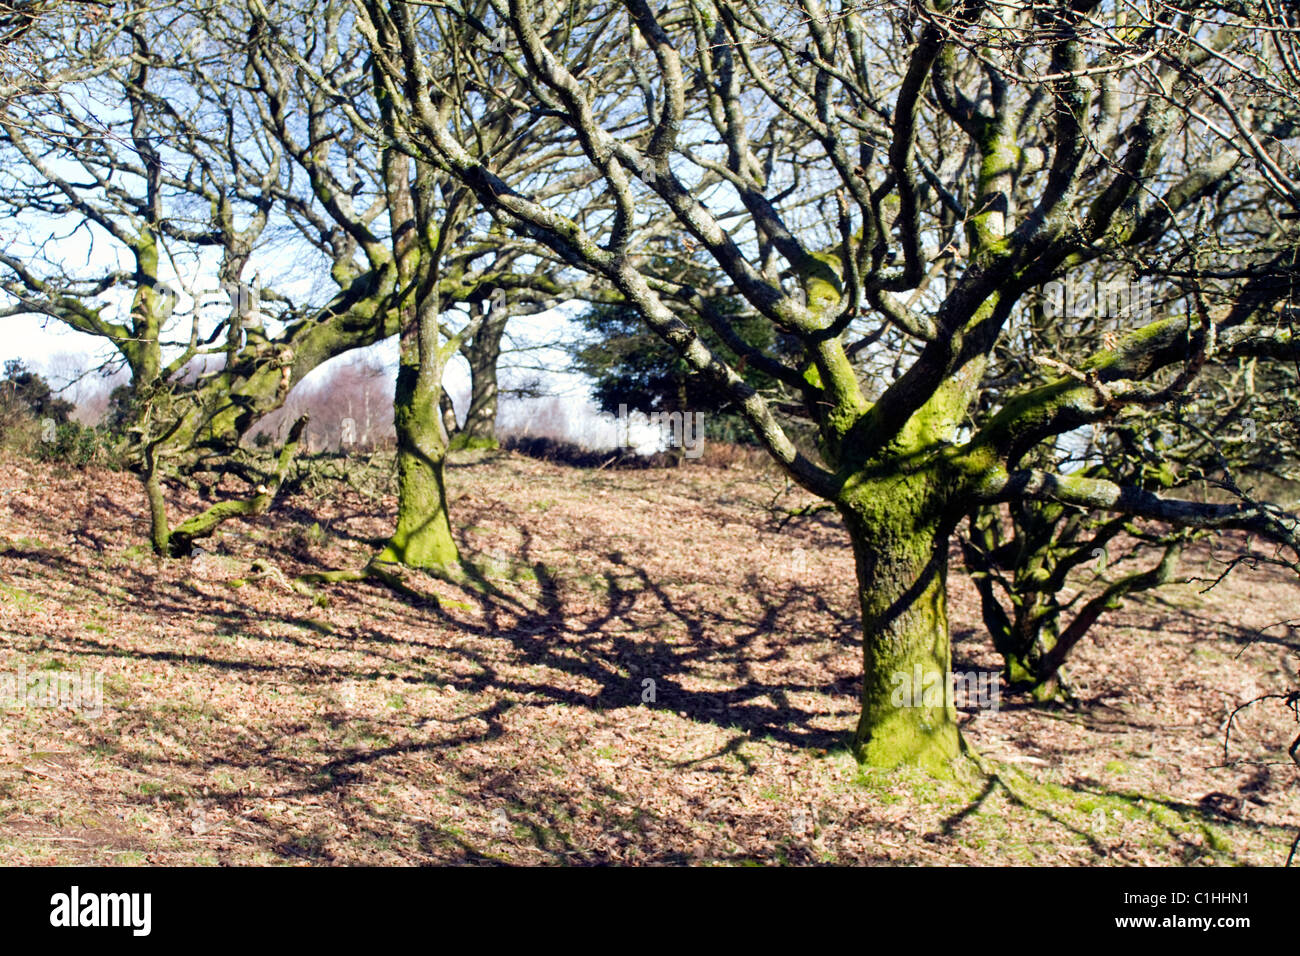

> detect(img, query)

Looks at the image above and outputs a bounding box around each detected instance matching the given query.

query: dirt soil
[0,450,1296,865]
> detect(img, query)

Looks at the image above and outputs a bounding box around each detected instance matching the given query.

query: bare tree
[250,0,608,571]
[0,3,302,551]
[355,0,1300,769]
[1,0,588,562]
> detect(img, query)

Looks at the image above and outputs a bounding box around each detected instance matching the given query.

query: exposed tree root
[298,558,444,607]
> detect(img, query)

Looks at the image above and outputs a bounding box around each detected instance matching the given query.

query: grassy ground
[0,449,1296,865]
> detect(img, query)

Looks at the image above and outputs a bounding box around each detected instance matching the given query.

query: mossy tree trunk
[372,149,461,572]
[375,324,460,570]
[353,2,1298,773]
[144,455,171,556]
[963,504,1063,700]
[839,471,961,772]
[124,224,175,557]
[1006,592,1063,700]
[136,371,171,558]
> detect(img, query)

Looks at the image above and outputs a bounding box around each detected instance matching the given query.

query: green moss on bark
[376,362,460,570]
[448,433,499,452]
[838,467,961,775]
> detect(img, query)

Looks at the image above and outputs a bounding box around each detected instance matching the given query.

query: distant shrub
[0,360,74,426]
[0,408,43,457]
[0,362,104,465]
[500,433,777,473]
[502,434,642,468]
[34,421,125,469]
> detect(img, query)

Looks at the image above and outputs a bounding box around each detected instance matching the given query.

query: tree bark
[144,462,170,557]
[453,309,507,449]
[839,474,961,772]
[375,333,459,570]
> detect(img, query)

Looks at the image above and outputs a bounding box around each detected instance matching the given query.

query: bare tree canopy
[349,0,1300,768]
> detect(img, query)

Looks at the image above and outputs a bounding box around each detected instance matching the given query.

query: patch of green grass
[10,536,54,551]
[829,752,991,829]
[301,523,328,547]
[0,582,41,609]
[294,617,335,635]
[1201,824,1232,854]
[982,767,1247,862]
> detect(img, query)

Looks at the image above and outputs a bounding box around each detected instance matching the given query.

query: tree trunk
[372,145,460,572]
[453,310,507,449]
[839,475,961,773]
[1006,593,1062,700]
[144,464,170,556]
[963,507,1063,700]
[375,325,459,570]
[440,390,460,444]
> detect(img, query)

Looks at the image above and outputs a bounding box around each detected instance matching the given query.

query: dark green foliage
[33,421,121,468]
[571,301,788,445]
[1,359,74,425]
[0,361,123,467]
